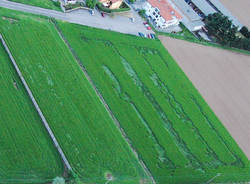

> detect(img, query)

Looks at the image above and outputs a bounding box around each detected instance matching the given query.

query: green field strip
[52,19,155,183]
[120,47,225,167]
[102,65,176,169]
[82,39,189,168]
[0,13,149,184]
[94,41,204,170]
[141,51,240,165]
[120,52,205,168]
[56,21,250,184]
[55,23,202,183]
[0,41,63,183]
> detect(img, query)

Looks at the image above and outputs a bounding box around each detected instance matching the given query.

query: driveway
[0,0,154,35]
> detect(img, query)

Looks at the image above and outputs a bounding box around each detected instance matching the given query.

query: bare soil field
[219,0,250,28]
[160,36,250,159]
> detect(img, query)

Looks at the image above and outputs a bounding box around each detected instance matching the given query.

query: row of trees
[204,13,250,51]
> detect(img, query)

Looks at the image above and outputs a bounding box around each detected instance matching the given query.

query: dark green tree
[240,26,250,38]
[138,9,146,17]
[86,0,97,9]
[205,13,237,45]
[204,13,250,51]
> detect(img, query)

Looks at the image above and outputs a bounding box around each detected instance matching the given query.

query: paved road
[0,0,153,35]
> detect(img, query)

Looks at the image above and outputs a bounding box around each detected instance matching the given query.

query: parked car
[101,12,105,17]
[144,23,152,30]
[143,22,148,25]
[150,33,156,39]
[138,32,144,37]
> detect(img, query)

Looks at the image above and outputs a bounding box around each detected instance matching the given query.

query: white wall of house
[143,2,179,29]
[64,0,77,4]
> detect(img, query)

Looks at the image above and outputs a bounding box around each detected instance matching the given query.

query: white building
[143,0,182,29]
[64,0,77,5]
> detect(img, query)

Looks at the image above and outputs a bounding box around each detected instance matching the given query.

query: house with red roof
[144,0,182,29]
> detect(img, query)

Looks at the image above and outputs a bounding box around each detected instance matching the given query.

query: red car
[101,12,105,17]
[144,23,152,30]
[143,21,148,25]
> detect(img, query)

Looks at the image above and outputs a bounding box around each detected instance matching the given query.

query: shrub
[205,13,250,51]
[52,0,61,8]
[240,26,250,38]
[138,9,145,17]
[86,0,97,9]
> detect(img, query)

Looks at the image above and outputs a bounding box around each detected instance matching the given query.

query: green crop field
[1,6,250,184]
[56,22,250,184]
[0,8,149,184]
[0,37,63,183]
[8,0,61,11]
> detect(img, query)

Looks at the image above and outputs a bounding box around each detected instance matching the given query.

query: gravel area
[160,36,250,159]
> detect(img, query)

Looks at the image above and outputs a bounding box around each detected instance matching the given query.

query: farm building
[167,0,204,31]
[143,0,182,29]
[185,0,242,28]
[171,0,242,30]
[99,0,123,9]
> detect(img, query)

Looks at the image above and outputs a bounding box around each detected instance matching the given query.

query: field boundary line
[51,19,156,184]
[0,33,72,172]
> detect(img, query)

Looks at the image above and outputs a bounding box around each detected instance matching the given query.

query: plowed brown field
[160,36,250,159]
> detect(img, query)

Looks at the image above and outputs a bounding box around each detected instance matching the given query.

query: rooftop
[170,0,201,21]
[148,0,182,21]
[191,0,217,16]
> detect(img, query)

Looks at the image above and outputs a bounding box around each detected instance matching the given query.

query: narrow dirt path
[51,20,156,184]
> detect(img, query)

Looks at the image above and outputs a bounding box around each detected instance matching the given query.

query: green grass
[8,0,61,11]
[0,8,149,184]
[0,38,63,183]
[56,21,250,184]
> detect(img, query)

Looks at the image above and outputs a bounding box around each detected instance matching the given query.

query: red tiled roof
[148,0,182,21]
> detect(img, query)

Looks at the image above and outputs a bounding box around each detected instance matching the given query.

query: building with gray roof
[207,0,242,28]
[191,0,216,16]
[168,0,204,31]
